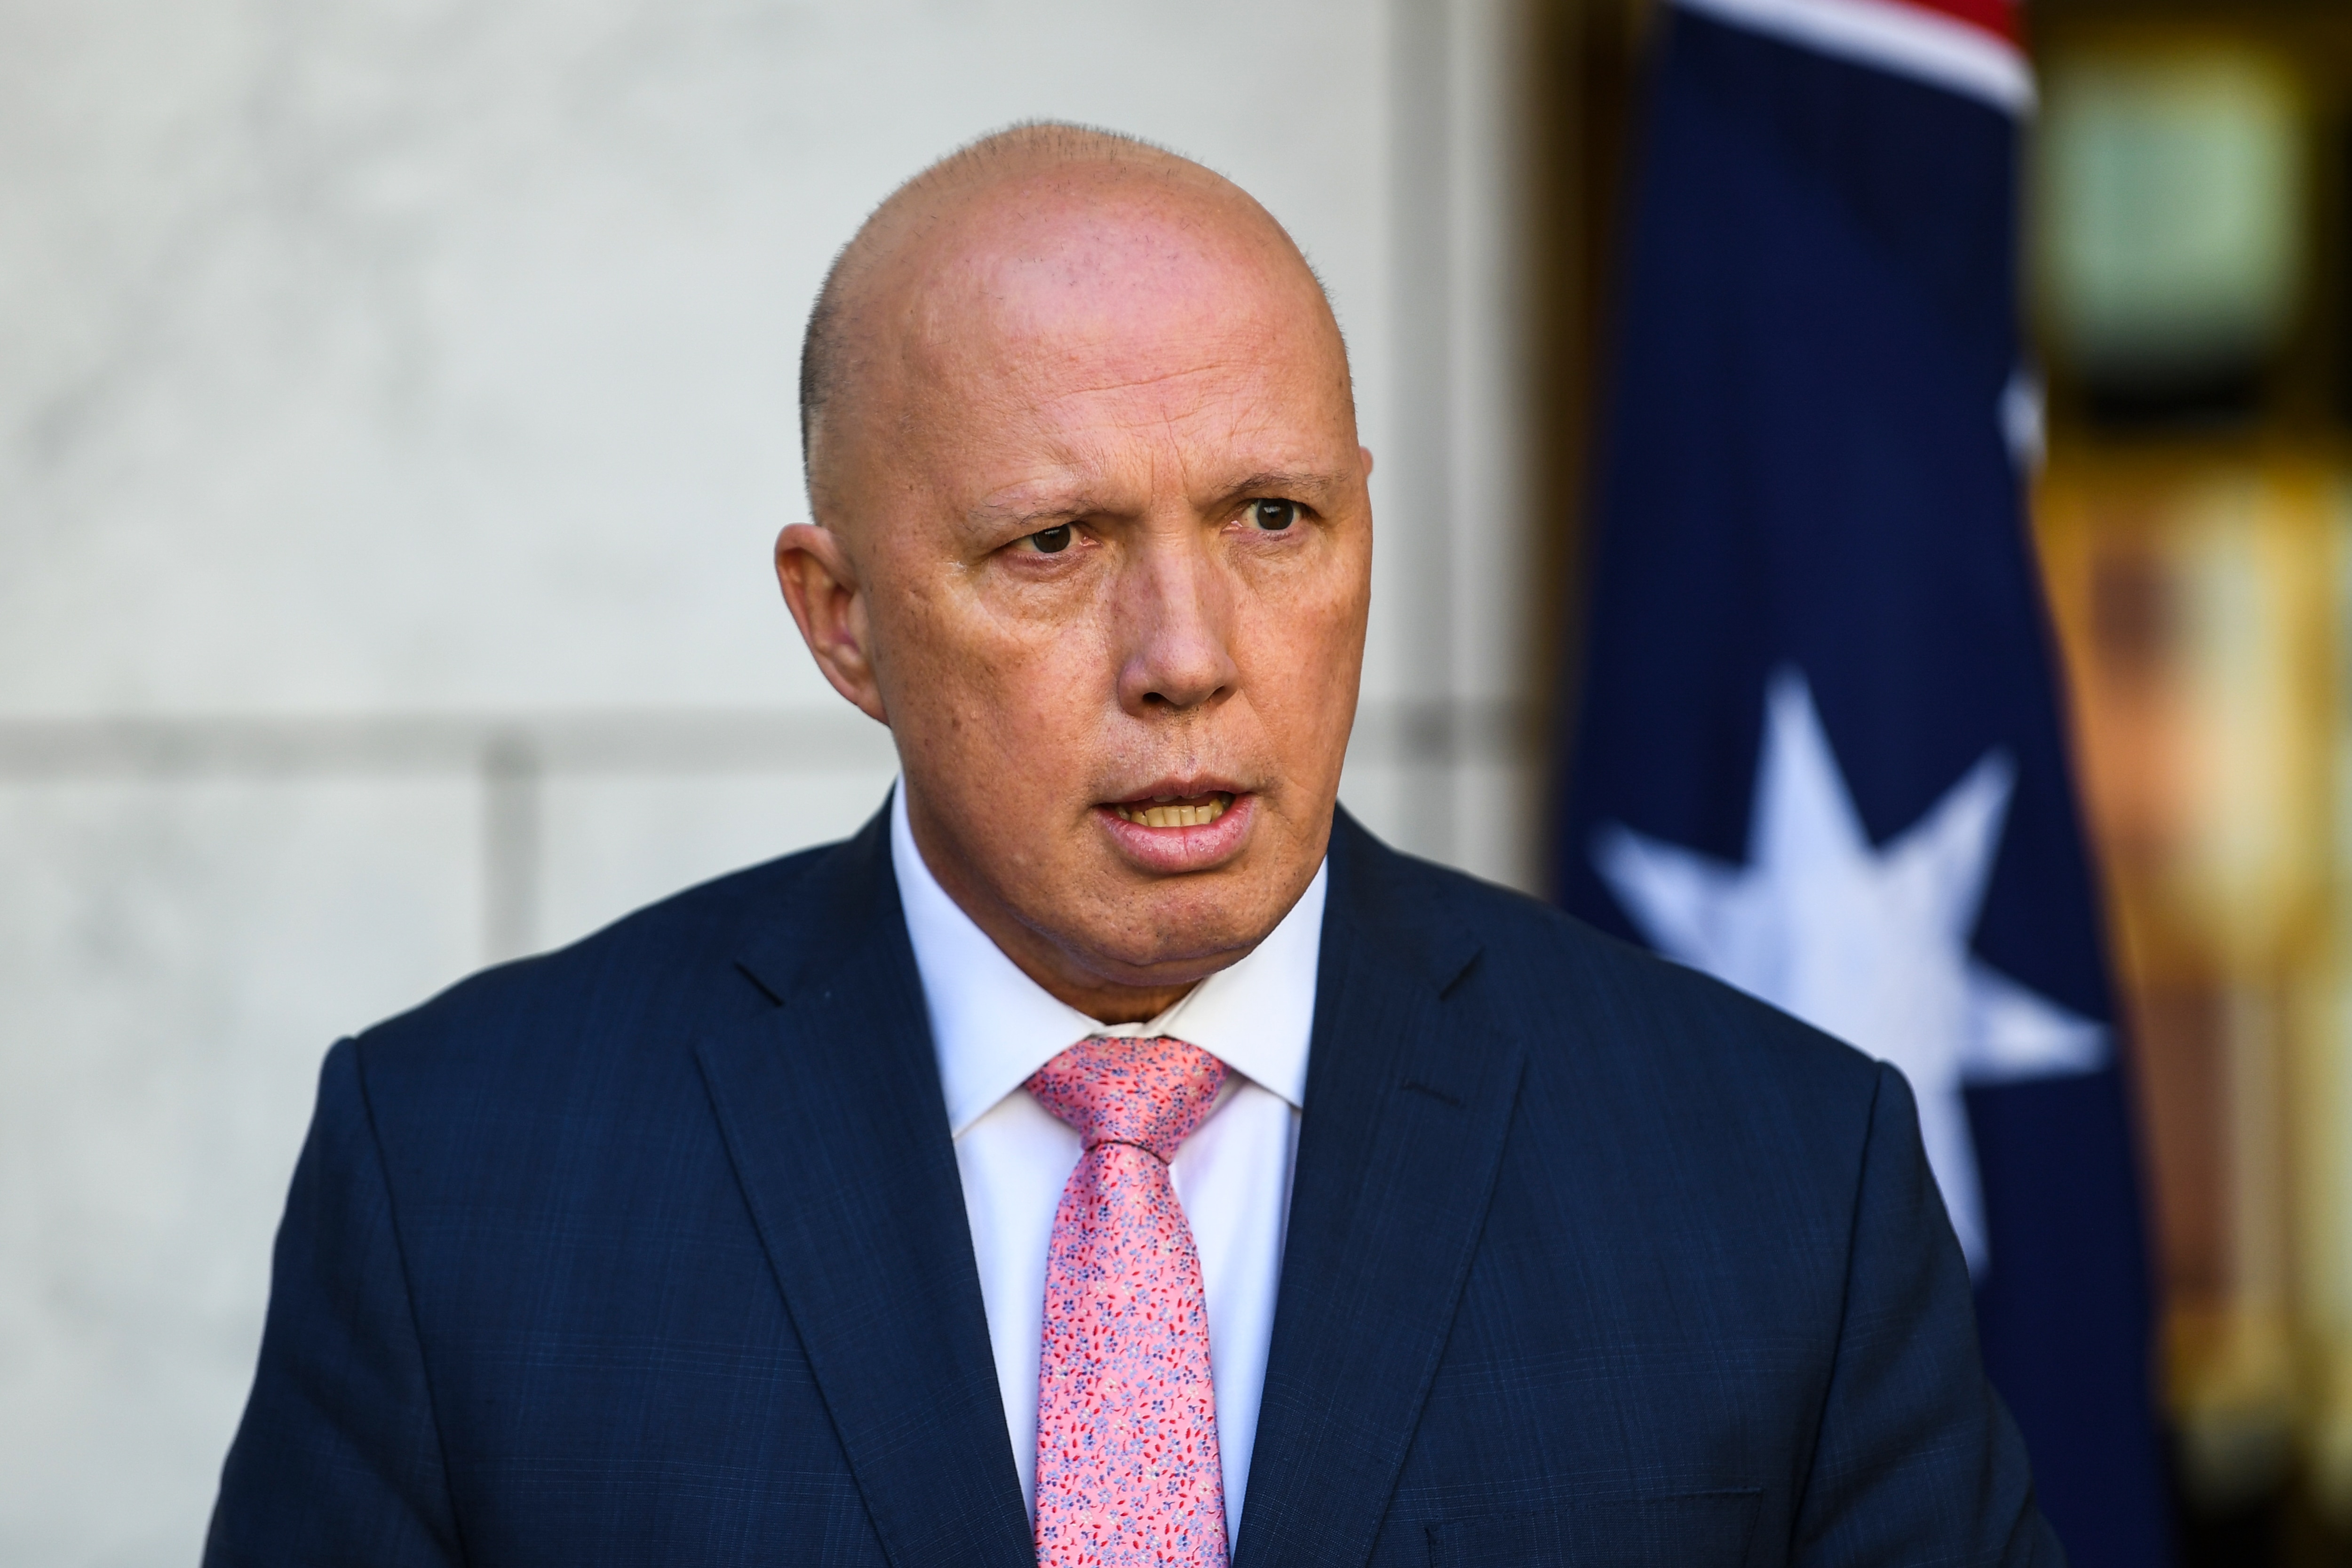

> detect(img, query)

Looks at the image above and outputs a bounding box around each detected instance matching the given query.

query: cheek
[885,579,1113,757]
[1238,549,1368,677]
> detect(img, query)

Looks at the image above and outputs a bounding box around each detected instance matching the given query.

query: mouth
[1095,783,1255,874]
[1107,792,1234,829]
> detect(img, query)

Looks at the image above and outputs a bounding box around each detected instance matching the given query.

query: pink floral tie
[1026,1035,1231,1568]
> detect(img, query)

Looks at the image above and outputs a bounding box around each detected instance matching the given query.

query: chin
[1086,873,1291,975]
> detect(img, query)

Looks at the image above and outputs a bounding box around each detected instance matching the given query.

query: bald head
[797,122,1344,515]
[773,122,1373,1023]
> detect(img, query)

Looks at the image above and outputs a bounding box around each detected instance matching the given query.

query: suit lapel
[1234,814,1527,1568]
[697,811,1033,1568]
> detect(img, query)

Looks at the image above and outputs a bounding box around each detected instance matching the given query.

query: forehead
[884,182,1353,482]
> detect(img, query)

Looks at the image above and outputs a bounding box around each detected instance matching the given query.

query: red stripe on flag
[1893,0,2021,47]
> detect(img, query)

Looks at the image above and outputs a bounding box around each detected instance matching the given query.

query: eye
[1025,524,1074,554]
[1247,499,1299,531]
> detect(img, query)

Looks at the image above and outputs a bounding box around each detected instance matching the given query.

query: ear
[1359,444,1375,479]
[775,523,888,724]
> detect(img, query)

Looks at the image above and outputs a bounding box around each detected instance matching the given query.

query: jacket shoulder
[349,830,851,1085]
[1337,820,1906,1300]
[1338,816,1883,1115]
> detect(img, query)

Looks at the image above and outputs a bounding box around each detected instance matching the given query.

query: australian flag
[1555,0,2169,1560]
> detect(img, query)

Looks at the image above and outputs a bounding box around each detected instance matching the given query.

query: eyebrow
[969,468,1349,532]
[966,493,1119,533]
[1215,469,1348,508]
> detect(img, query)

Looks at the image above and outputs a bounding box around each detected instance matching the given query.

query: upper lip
[1101,775,1249,807]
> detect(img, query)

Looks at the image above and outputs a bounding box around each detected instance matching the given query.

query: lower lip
[1096,793,1256,875]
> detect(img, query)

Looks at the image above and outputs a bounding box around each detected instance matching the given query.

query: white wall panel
[0,779,476,1566]
[0,0,1393,717]
[536,763,900,954]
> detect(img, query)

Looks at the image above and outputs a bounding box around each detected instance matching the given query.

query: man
[208,125,2061,1566]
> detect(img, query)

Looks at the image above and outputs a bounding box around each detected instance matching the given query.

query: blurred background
[6,0,2351,1562]
[2027,1,2352,1560]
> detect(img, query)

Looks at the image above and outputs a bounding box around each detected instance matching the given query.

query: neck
[936,869,1203,1025]
[1047,974,1198,1027]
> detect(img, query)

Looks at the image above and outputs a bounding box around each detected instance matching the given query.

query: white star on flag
[1592,668,2107,1277]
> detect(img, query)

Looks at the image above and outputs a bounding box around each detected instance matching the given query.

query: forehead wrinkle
[918,333,1345,506]
[967,436,1144,521]
[938,362,1260,470]
[969,473,1124,526]
[1005,334,1316,444]
[1027,357,1245,409]
[963,426,1203,526]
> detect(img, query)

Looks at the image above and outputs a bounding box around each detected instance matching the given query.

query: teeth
[1114,794,1232,828]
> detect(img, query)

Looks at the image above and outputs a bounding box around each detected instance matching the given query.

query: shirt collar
[891,781,1324,1138]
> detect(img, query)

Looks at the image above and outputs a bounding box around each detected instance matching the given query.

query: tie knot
[1026,1035,1228,1161]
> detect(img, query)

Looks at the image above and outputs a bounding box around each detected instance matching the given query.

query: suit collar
[714,804,1519,1568]
[1324,807,1486,997]
[1234,809,1526,1568]
[701,805,1034,1568]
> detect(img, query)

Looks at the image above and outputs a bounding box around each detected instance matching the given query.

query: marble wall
[0,1,1542,1560]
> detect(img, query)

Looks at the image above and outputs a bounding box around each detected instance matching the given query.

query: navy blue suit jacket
[208,804,2061,1565]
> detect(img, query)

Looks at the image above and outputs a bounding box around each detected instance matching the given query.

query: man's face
[783,175,1371,1012]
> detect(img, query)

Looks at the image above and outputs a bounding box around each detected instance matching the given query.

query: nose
[1115,531,1239,716]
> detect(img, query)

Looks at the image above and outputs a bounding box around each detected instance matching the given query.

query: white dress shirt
[889,784,1323,1542]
